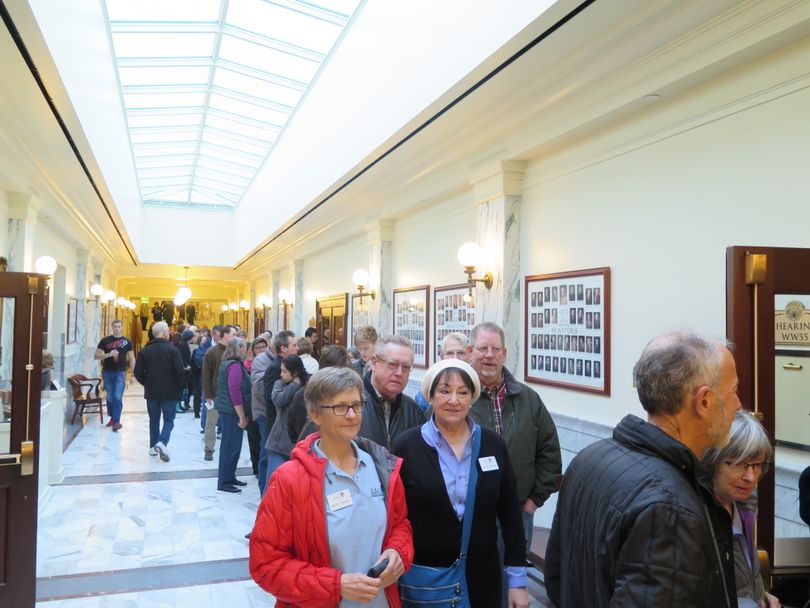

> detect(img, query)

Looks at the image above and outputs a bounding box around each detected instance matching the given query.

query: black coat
[134,338,184,401]
[392,424,525,607]
[358,372,426,450]
[261,357,282,429]
[545,414,736,608]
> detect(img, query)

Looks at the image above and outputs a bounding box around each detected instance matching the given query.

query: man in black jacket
[134,321,185,463]
[358,335,425,450]
[545,330,740,607]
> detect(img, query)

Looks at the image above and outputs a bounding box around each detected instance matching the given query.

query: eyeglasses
[320,400,365,416]
[474,346,503,356]
[723,460,767,475]
[443,350,467,359]
[376,356,413,373]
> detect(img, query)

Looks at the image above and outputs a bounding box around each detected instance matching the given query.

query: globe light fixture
[456,242,492,297]
[352,268,376,300]
[35,255,58,276]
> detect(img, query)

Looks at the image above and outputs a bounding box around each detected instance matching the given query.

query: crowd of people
[91,314,810,607]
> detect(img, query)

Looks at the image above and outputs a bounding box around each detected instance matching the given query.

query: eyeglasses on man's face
[723,460,767,475]
[376,356,413,374]
[319,400,365,416]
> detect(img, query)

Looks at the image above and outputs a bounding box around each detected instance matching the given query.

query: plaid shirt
[483,380,508,435]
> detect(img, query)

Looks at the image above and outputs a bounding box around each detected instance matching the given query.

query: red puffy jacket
[250,433,414,607]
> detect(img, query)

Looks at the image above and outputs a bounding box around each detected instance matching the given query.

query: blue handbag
[399,426,481,608]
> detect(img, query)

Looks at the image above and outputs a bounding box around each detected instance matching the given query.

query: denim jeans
[218,411,244,488]
[146,399,176,447]
[265,450,290,488]
[102,370,126,423]
[255,414,269,496]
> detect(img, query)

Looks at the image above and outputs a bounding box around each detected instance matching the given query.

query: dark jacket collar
[363,371,403,408]
[613,414,700,479]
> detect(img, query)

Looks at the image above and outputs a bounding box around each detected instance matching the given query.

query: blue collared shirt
[313,440,389,608]
[421,416,528,589]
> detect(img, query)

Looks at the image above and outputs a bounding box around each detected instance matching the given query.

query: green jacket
[469,367,562,507]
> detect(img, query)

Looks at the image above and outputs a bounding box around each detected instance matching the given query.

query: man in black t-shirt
[95,319,135,431]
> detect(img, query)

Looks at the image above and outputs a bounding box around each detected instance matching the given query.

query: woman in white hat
[391,358,530,608]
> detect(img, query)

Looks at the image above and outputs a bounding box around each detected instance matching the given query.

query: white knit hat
[420,358,481,404]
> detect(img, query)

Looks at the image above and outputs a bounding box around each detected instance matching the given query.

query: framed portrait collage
[432,284,476,363]
[524,267,610,395]
[393,285,429,368]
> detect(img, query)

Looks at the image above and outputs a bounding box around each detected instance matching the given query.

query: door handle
[782,363,803,371]
[0,441,34,475]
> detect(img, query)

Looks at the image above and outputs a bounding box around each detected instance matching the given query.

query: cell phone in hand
[366,557,389,579]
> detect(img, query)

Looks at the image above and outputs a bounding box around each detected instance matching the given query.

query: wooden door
[726,246,810,574]
[0,273,45,607]
[316,294,348,349]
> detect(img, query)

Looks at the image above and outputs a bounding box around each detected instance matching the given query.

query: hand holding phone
[366,557,389,579]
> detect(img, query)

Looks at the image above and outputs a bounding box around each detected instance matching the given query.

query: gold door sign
[775,300,810,345]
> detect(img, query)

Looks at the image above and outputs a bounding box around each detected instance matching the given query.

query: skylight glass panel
[226,0,342,54]
[124,92,206,109]
[213,68,301,108]
[205,113,278,142]
[106,0,221,23]
[112,33,216,58]
[105,0,363,208]
[128,113,203,128]
[118,66,210,86]
[218,35,320,83]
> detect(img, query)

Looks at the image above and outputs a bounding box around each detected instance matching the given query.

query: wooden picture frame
[393,285,430,368]
[66,298,78,344]
[432,283,476,363]
[524,267,610,395]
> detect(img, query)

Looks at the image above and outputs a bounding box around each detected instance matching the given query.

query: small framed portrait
[524,267,610,395]
[432,284,475,365]
[394,284,430,368]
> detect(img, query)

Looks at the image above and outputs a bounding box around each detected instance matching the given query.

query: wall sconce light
[229,302,238,311]
[278,289,292,307]
[239,299,249,310]
[457,242,493,297]
[352,268,376,300]
[102,290,116,304]
[115,296,126,308]
[90,283,104,300]
[35,255,58,276]
[221,304,229,313]
[257,294,272,309]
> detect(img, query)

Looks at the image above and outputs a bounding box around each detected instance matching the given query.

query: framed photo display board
[349,294,372,346]
[66,298,78,344]
[524,267,610,395]
[433,284,476,363]
[393,285,430,368]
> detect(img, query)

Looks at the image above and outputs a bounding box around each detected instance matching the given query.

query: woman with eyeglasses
[250,366,413,607]
[700,410,780,608]
[392,358,530,608]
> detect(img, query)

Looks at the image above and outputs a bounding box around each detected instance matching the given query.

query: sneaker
[112,422,123,432]
[155,442,170,462]
[204,450,213,461]
[149,446,158,456]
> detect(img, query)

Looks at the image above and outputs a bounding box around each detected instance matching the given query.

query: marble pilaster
[6,192,38,272]
[271,270,281,334]
[74,250,89,376]
[291,260,304,335]
[87,268,104,375]
[472,161,524,375]
[367,220,394,336]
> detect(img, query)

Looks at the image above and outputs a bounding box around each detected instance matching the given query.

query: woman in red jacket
[250,366,413,608]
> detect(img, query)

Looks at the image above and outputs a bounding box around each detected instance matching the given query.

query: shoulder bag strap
[459,424,481,558]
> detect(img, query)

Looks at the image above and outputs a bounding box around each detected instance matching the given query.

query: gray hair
[151,321,169,338]
[274,330,296,355]
[442,332,470,354]
[297,336,313,355]
[223,337,247,361]
[375,334,413,357]
[633,330,731,416]
[701,410,773,479]
[470,322,505,348]
[304,367,363,414]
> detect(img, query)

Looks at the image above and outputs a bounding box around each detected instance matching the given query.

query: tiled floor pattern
[36,384,276,606]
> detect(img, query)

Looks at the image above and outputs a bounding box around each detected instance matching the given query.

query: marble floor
[36,383,276,607]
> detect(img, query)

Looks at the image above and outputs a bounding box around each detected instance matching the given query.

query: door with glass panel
[726,247,810,594]
[0,273,45,607]
[316,294,348,349]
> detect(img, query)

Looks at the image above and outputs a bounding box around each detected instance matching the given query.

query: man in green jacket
[468,321,562,557]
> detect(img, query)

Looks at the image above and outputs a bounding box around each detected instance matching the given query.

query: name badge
[326,489,353,511]
[478,456,499,472]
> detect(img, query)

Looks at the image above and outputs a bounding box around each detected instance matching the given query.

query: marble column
[87,262,104,375]
[472,161,524,375]
[271,270,281,334]
[291,260,304,335]
[367,220,395,336]
[74,250,89,376]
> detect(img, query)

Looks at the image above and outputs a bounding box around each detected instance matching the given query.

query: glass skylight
[105,0,362,209]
